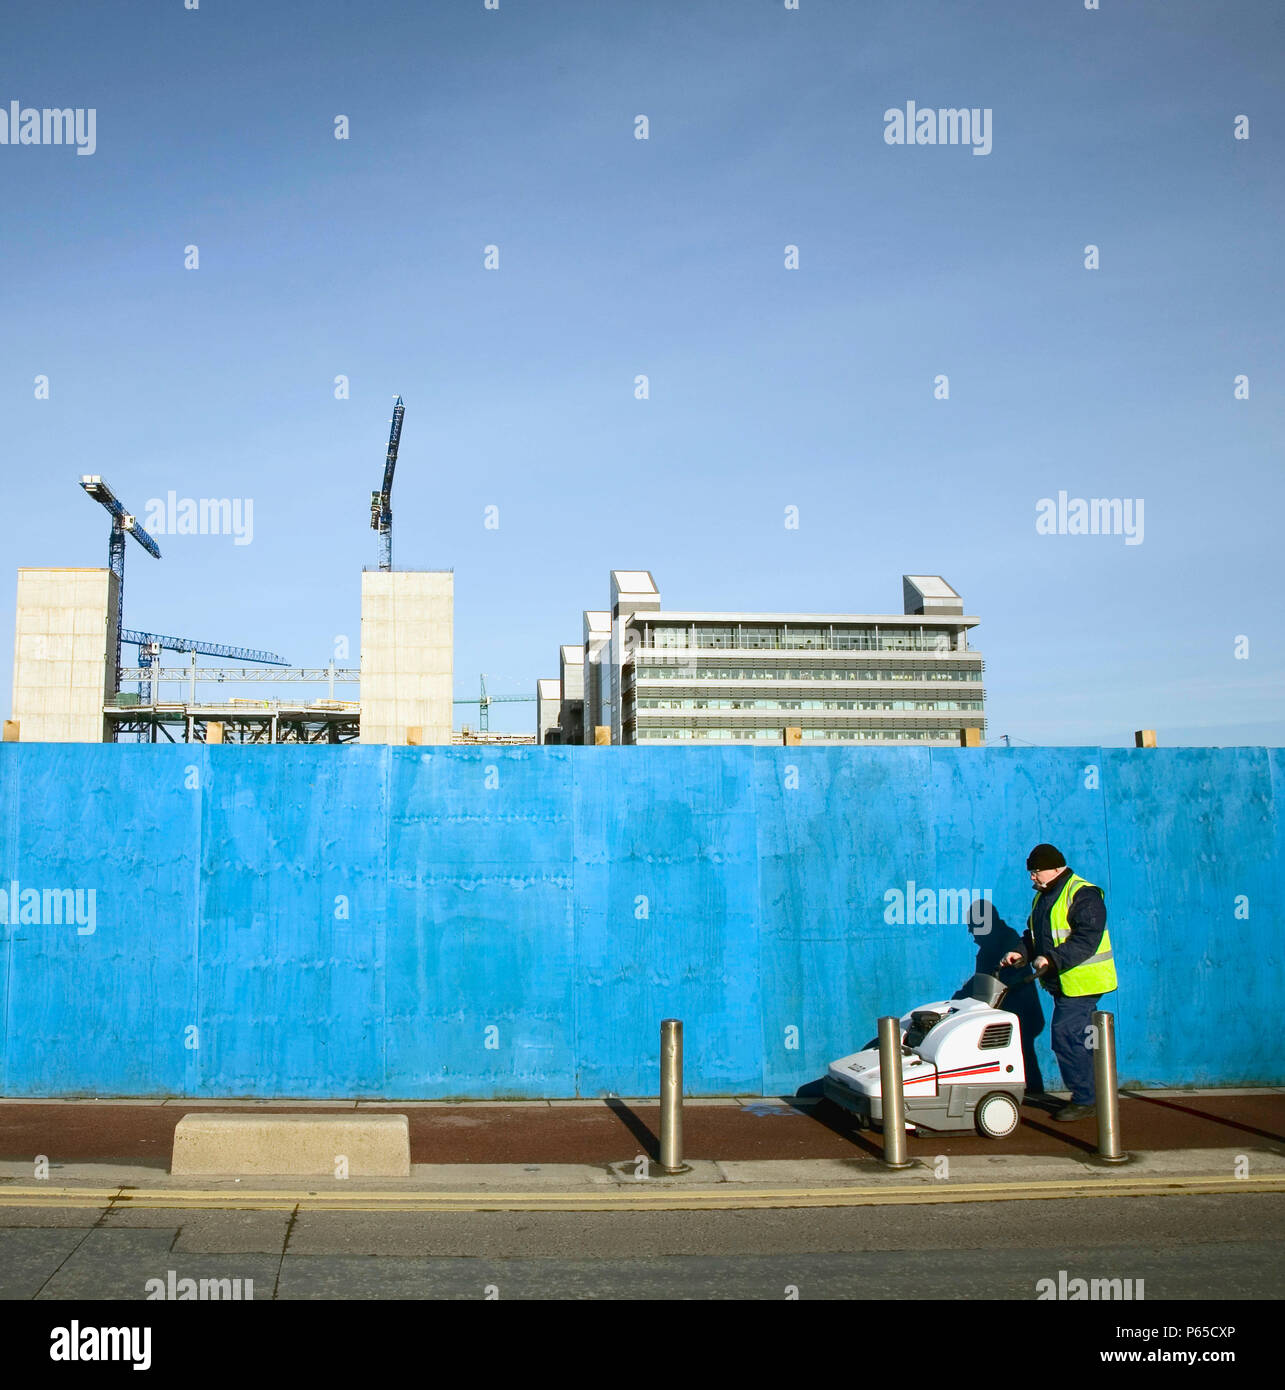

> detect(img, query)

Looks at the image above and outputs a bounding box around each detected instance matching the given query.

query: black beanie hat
[1027,843,1066,871]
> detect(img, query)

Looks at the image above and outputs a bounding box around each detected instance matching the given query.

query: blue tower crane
[121,631,288,666]
[79,476,162,694]
[452,673,536,732]
[369,396,405,571]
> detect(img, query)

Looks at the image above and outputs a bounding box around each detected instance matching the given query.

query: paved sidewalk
[0,1089,1280,1171]
[2,1145,1283,1207]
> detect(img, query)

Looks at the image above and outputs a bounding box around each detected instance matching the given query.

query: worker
[956,903,1053,1107]
[1002,844,1117,1122]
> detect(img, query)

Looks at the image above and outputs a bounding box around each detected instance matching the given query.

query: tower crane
[79,476,162,694]
[370,396,404,571]
[453,674,536,732]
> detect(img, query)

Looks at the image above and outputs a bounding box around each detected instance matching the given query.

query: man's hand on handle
[1001,950,1049,975]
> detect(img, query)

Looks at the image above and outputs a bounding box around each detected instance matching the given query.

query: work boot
[1053,1102,1097,1123]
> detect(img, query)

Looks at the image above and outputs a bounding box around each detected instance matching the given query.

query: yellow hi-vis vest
[1028,872,1117,996]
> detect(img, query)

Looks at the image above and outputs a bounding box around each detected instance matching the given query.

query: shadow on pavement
[1122,1090,1284,1144]
[605,1097,659,1160]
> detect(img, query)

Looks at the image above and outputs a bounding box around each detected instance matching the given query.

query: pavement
[0,1088,1279,1210]
[1,1089,1280,1302]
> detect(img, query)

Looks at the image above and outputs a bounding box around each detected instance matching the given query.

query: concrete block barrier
[171,1113,411,1177]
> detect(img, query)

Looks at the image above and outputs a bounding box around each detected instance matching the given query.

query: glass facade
[635,727,965,743]
[633,663,981,682]
[636,697,983,712]
[637,622,961,654]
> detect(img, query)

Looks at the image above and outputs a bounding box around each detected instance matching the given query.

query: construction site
[5,399,534,749]
[5,398,1001,755]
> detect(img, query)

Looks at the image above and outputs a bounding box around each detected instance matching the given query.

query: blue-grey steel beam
[121,630,288,666]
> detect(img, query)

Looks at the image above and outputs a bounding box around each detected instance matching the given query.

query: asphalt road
[2,1192,1281,1300]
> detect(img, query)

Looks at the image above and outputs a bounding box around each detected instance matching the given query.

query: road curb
[1,1170,1282,1212]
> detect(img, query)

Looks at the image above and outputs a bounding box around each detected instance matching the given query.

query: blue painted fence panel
[385,746,577,1098]
[2,745,200,1096]
[0,744,1280,1096]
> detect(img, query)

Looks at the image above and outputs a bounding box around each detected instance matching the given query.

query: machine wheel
[975,1091,1021,1139]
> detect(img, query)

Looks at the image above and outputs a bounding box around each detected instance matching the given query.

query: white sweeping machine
[823,972,1033,1138]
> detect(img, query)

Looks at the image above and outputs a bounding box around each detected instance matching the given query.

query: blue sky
[2,0,1282,741]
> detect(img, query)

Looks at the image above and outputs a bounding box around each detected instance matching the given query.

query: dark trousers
[1050,992,1102,1105]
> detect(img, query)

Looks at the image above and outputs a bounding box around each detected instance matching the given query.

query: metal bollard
[1092,1009,1128,1164]
[658,1019,685,1174]
[877,1016,913,1169]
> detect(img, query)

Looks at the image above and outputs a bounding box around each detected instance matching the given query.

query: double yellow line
[0,1172,1280,1212]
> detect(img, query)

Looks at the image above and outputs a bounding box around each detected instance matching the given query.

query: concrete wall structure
[359,570,453,745]
[0,744,1279,1098]
[10,568,118,743]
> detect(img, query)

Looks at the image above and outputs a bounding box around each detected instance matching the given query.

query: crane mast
[79,476,162,731]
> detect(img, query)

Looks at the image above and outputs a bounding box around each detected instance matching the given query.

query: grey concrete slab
[172,1111,410,1178]
[93,1208,289,1254]
[408,1163,613,1188]
[0,1228,93,1298]
[605,1158,723,1184]
[43,1253,278,1301]
[172,1211,293,1255]
[1069,1147,1285,1178]
[97,1209,187,1229]
[0,1207,101,1228]
[36,1227,278,1301]
[272,1240,1285,1301]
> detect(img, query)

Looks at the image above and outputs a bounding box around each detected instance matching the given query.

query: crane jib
[381,403,404,504]
[373,397,404,570]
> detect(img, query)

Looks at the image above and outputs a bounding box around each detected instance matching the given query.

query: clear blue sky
[3,0,1282,742]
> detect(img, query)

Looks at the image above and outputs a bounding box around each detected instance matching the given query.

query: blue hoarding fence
[0,744,1279,1097]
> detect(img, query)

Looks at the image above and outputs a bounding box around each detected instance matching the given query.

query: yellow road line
[0,1173,1280,1212]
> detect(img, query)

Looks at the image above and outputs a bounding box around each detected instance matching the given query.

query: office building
[548,571,985,746]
